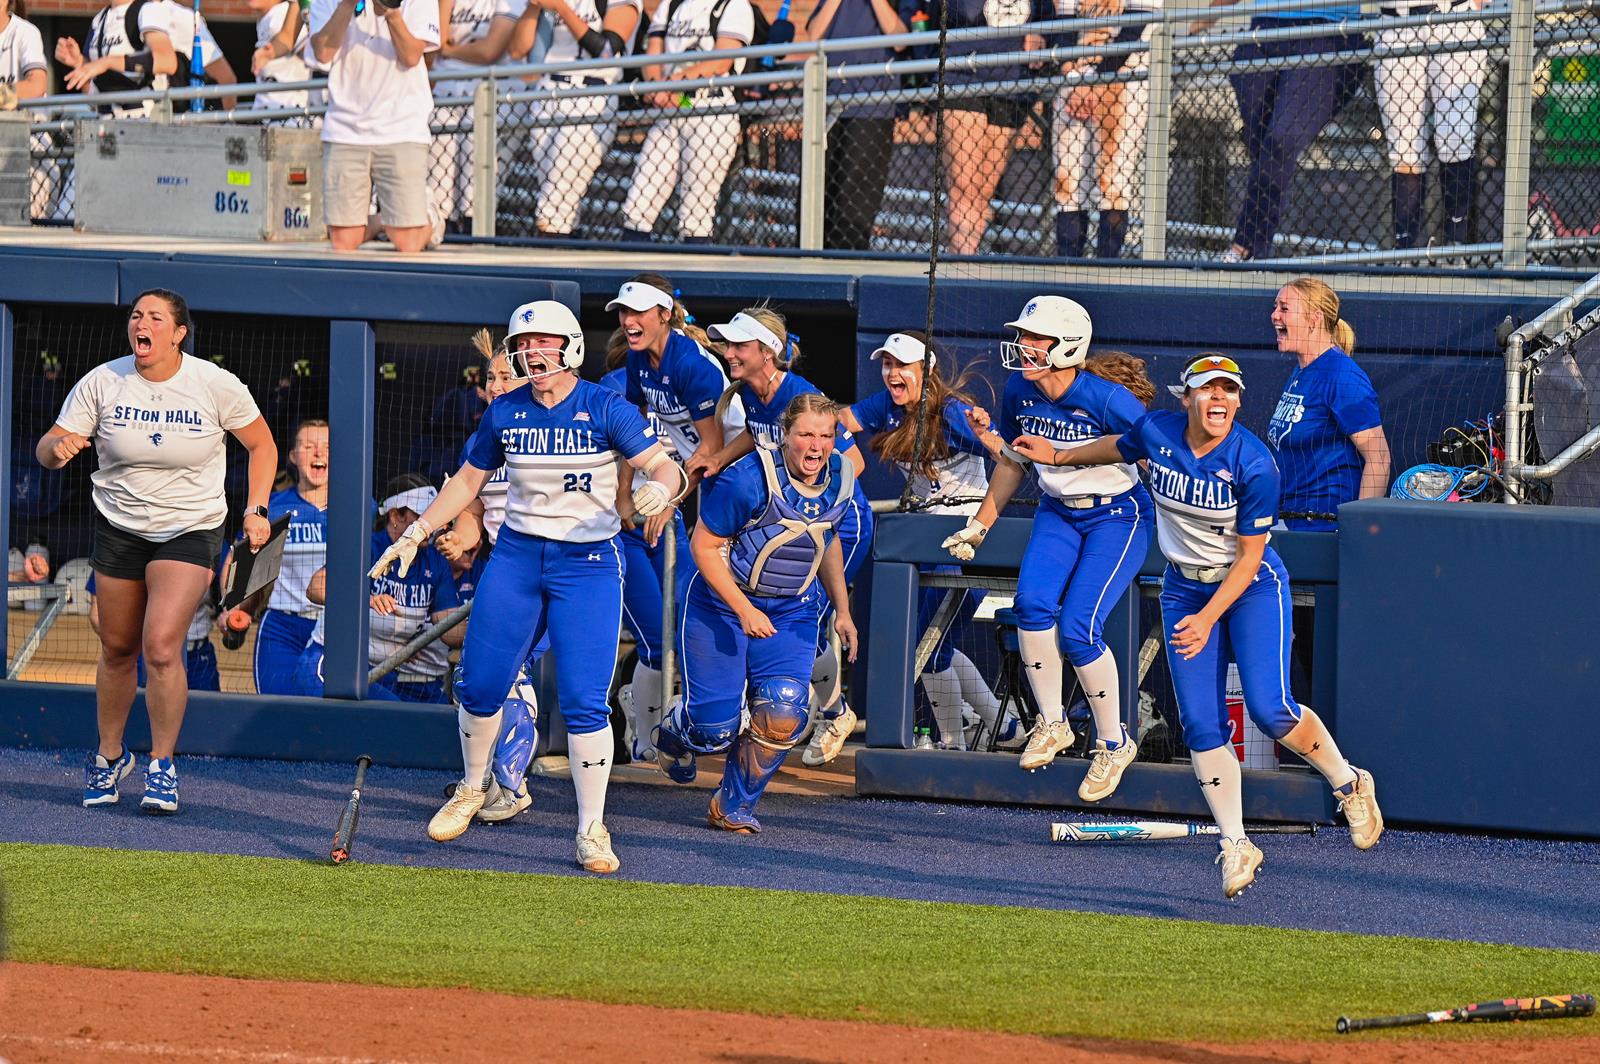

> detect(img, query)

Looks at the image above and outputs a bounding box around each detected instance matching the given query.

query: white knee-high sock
[810,639,843,716]
[921,667,967,748]
[629,662,665,752]
[1073,648,1125,748]
[1191,745,1245,842]
[951,649,1000,725]
[459,706,503,793]
[1017,627,1066,724]
[1281,706,1358,790]
[567,727,615,831]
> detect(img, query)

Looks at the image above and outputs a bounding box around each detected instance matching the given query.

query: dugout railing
[13,0,1600,267]
[1504,269,1600,506]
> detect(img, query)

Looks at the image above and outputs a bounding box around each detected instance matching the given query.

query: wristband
[578,29,608,58]
[245,505,270,520]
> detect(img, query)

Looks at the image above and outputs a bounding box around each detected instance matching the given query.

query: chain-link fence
[9,0,1599,265]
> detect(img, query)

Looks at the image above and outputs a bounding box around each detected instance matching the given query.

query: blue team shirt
[626,330,729,457]
[1000,370,1146,502]
[1265,347,1382,531]
[850,389,991,505]
[740,372,854,452]
[699,451,846,545]
[1117,410,1281,570]
[463,378,657,542]
[265,486,329,614]
[368,529,459,677]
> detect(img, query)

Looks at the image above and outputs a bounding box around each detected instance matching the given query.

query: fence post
[323,320,376,700]
[472,76,498,239]
[798,50,827,252]
[1141,21,1173,261]
[0,303,12,672]
[1500,0,1536,269]
[149,96,174,124]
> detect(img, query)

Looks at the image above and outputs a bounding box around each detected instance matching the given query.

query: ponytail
[1333,318,1356,356]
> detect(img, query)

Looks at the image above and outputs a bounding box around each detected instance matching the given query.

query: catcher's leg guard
[491,664,540,793]
[712,678,809,831]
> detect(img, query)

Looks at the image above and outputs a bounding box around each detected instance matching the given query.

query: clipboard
[220,513,293,611]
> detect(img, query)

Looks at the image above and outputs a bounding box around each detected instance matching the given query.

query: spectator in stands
[368,472,464,701]
[1190,0,1366,262]
[56,0,179,114]
[310,0,441,252]
[253,0,327,122]
[619,0,755,244]
[430,0,518,231]
[1,0,47,101]
[806,0,909,251]
[164,0,240,110]
[1263,278,1390,529]
[37,288,277,814]
[508,0,643,238]
[926,0,1049,255]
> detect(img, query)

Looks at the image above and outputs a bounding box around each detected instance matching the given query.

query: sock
[1016,627,1066,724]
[1096,209,1129,259]
[1056,210,1087,258]
[458,705,503,793]
[950,649,1000,726]
[629,662,665,755]
[1440,159,1476,244]
[1391,171,1425,248]
[810,640,843,719]
[1279,707,1357,790]
[568,726,615,830]
[1073,648,1124,748]
[1190,745,1245,841]
[922,667,967,748]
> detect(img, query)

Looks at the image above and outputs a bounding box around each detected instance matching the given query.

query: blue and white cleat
[707,792,760,835]
[140,756,180,814]
[83,748,136,807]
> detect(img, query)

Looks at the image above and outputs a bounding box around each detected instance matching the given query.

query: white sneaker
[576,820,620,873]
[428,781,486,842]
[1018,718,1073,771]
[475,778,532,823]
[1216,838,1264,899]
[1079,733,1139,802]
[1336,767,1384,850]
[801,706,856,767]
[992,712,1028,752]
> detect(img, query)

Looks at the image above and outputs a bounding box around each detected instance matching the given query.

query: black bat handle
[330,755,373,865]
[1337,1012,1434,1033]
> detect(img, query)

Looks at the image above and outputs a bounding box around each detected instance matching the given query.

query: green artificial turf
[3,843,1597,1044]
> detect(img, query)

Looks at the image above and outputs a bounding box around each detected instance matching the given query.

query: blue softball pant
[454,527,624,735]
[292,641,400,700]
[1013,488,1153,666]
[1160,549,1301,752]
[917,565,982,673]
[619,513,690,671]
[254,609,317,695]
[678,570,823,748]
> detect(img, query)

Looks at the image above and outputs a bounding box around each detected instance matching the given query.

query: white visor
[870,332,934,368]
[605,282,675,313]
[708,312,783,355]
[380,485,438,516]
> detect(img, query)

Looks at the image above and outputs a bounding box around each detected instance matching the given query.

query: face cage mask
[506,341,572,383]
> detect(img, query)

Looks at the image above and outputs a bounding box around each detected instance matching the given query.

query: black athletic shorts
[91,512,224,581]
[944,95,1032,130]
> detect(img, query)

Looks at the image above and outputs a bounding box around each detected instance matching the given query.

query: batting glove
[368,519,433,580]
[632,480,673,518]
[941,521,989,562]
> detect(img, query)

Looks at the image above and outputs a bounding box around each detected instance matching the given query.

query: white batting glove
[941,521,989,562]
[631,480,672,518]
[368,519,432,580]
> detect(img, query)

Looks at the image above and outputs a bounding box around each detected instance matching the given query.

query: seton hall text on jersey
[112,406,205,426]
[1014,412,1100,444]
[640,382,687,417]
[499,426,599,454]
[370,574,437,608]
[1147,461,1236,511]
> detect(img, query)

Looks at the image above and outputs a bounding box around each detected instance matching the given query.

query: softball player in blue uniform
[1065,354,1384,897]
[599,359,690,764]
[688,307,874,767]
[374,300,684,874]
[655,393,859,833]
[950,297,1153,799]
[367,482,463,703]
[844,330,1018,752]
[253,418,329,695]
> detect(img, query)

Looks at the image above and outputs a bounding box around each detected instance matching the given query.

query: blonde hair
[471,327,498,364]
[605,327,629,372]
[869,330,990,485]
[714,304,801,423]
[780,391,840,437]
[1083,351,1156,407]
[1288,277,1356,355]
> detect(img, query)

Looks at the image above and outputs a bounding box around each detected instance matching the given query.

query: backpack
[90,0,193,96]
[625,0,769,73]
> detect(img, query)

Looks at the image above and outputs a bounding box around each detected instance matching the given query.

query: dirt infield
[3,963,1596,1064]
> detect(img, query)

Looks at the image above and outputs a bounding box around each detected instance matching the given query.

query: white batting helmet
[1001,296,1092,371]
[504,300,584,378]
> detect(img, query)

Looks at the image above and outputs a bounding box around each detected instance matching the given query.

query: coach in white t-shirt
[310,0,440,252]
[37,288,278,816]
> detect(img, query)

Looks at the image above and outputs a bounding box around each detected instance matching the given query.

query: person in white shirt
[430,0,518,229]
[619,0,755,243]
[0,0,47,101]
[253,0,331,119]
[310,0,441,251]
[164,0,240,109]
[507,0,642,237]
[55,0,178,112]
[36,288,278,816]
